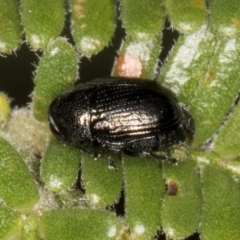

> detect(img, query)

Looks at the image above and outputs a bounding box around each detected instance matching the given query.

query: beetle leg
[150,152,178,164]
[163,155,178,164]
[107,156,118,170]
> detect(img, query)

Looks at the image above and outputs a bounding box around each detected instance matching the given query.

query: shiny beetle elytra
[48,78,195,163]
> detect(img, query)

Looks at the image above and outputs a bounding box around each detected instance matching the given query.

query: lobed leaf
[41,138,80,193]
[32,38,78,122]
[38,209,123,240]
[158,24,217,105]
[21,215,38,240]
[190,37,240,146]
[165,0,206,34]
[161,159,202,239]
[0,204,22,240]
[123,155,164,240]
[0,93,10,126]
[0,137,39,211]
[21,0,65,49]
[112,35,162,79]
[70,0,116,55]
[121,0,165,40]
[209,0,240,37]
[0,0,22,53]
[81,152,123,207]
[192,152,240,240]
[214,102,240,158]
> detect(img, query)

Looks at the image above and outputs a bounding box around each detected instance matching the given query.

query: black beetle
[48,78,195,163]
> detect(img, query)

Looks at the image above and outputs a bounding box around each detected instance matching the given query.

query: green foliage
[192,152,240,239]
[0,93,10,125]
[0,137,39,210]
[165,0,206,33]
[123,155,164,239]
[32,38,78,121]
[112,35,162,79]
[209,0,240,37]
[21,0,65,49]
[190,37,240,146]
[81,152,123,207]
[1,1,240,240]
[0,204,22,240]
[121,0,165,40]
[70,0,116,55]
[41,138,80,193]
[0,0,21,53]
[161,160,202,239]
[38,209,123,240]
[158,24,217,105]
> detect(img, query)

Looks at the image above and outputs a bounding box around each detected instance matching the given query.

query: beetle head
[48,90,91,146]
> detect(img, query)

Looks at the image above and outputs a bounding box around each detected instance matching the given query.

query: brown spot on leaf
[231,18,240,25]
[204,70,215,83]
[73,0,86,19]
[191,0,205,10]
[166,180,178,196]
[116,55,142,78]
[80,24,87,29]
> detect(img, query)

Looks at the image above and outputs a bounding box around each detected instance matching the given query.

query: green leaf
[81,152,123,207]
[123,155,164,240]
[38,209,123,240]
[21,215,38,240]
[112,35,162,79]
[165,0,206,34]
[0,204,22,240]
[158,25,217,105]
[193,152,240,240]
[0,137,39,211]
[1,107,50,165]
[209,0,240,37]
[214,102,240,158]
[70,0,116,55]
[161,159,202,239]
[121,0,165,40]
[0,0,22,53]
[21,0,65,49]
[41,138,80,193]
[0,93,10,126]
[115,0,165,79]
[190,37,240,146]
[32,38,78,122]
